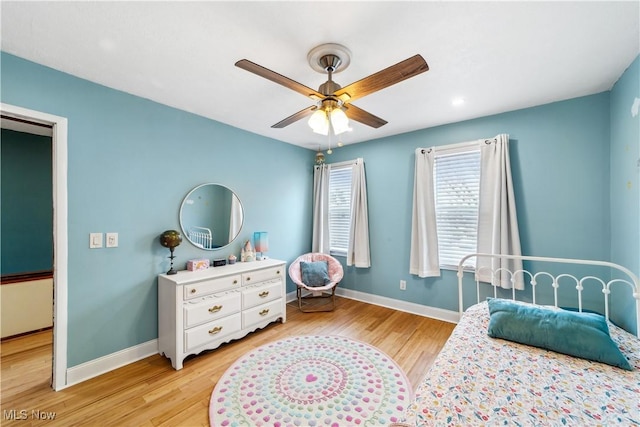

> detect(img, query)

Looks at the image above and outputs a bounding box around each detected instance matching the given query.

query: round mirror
[179,183,244,250]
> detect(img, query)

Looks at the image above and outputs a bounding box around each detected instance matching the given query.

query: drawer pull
[233,279,238,285]
[259,291,270,298]
[246,276,251,282]
[259,309,270,316]
[208,326,223,335]
[190,289,196,294]
[276,270,281,275]
[208,305,223,313]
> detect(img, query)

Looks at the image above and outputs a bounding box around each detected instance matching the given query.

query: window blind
[328,165,353,255]
[434,150,481,269]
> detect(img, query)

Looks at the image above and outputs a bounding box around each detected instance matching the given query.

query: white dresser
[158,259,286,370]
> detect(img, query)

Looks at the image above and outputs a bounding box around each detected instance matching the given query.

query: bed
[402,254,640,426]
[189,226,214,249]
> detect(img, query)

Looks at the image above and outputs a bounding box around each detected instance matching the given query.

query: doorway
[1,121,53,369]
[0,103,68,391]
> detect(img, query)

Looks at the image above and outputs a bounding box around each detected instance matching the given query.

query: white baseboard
[65,339,158,387]
[286,288,459,324]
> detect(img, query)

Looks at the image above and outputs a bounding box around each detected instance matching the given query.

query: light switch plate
[106,232,118,248]
[90,233,103,248]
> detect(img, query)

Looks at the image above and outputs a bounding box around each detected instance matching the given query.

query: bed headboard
[457,253,640,337]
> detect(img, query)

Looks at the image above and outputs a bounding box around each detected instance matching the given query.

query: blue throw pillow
[560,306,623,329]
[300,261,330,287]
[486,298,632,370]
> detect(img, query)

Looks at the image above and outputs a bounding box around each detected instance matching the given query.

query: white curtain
[410,148,440,277]
[476,134,524,289]
[228,195,243,242]
[347,158,371,268]
[312,164,330,253]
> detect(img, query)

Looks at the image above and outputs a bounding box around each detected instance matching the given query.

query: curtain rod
[315,158,361,168]
[420,137,497,154]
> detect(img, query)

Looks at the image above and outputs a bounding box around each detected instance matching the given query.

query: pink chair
[288,253,344,312]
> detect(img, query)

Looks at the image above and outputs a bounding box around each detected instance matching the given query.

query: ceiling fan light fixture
[308,109,329,135]
[330,108,350,135]
[236,46,428,135]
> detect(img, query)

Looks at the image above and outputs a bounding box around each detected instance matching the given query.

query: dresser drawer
[242,299,283,328]
[184,313,241,352]
[242,279,282,309]
[184,292,241,329]
[184,274,241,300]
[242,266,284,286]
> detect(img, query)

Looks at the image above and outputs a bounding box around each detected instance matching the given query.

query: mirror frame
[179,183,244,251]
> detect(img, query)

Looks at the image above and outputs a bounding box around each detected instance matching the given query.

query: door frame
[1,103,68,390]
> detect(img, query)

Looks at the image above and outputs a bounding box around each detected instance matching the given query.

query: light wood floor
[1,297,455,426]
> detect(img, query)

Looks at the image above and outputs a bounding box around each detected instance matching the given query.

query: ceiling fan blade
[271,105,317,128]
[236,59,323,100]
[343,104,387,129]
[334,54,429,103]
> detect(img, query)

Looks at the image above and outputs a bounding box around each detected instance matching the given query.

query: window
[411,135,519,278]
[328,164,353,256]
[434,148,481,269]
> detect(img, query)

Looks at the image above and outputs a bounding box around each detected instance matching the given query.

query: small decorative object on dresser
[159,230,182,275]
[228,254,237,265]
[241,240,255,262]
[157,258,287,370]
[254,231,269,260]
[187,258,209,271]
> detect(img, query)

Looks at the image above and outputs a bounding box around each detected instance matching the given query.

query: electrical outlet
[106,232,118,248]
[400,280,406,290]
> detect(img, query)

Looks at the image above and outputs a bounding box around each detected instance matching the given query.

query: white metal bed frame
[188,226,213,249]
[457,253,640,338]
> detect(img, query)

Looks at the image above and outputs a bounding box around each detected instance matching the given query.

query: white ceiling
[1,1,638,151]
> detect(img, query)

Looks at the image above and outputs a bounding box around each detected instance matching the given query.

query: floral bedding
[402,301,640,426]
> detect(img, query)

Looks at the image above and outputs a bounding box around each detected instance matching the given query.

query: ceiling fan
[235,43,429,135]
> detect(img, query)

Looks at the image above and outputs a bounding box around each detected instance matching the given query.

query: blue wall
[1,129,53,274]
[609,56,640,331]
[1,53,314,366]
[1,51,638,366]
[328,93,613,314]
[610,56,639,274]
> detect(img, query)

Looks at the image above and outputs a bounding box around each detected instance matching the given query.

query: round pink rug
[209,335,412,426]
